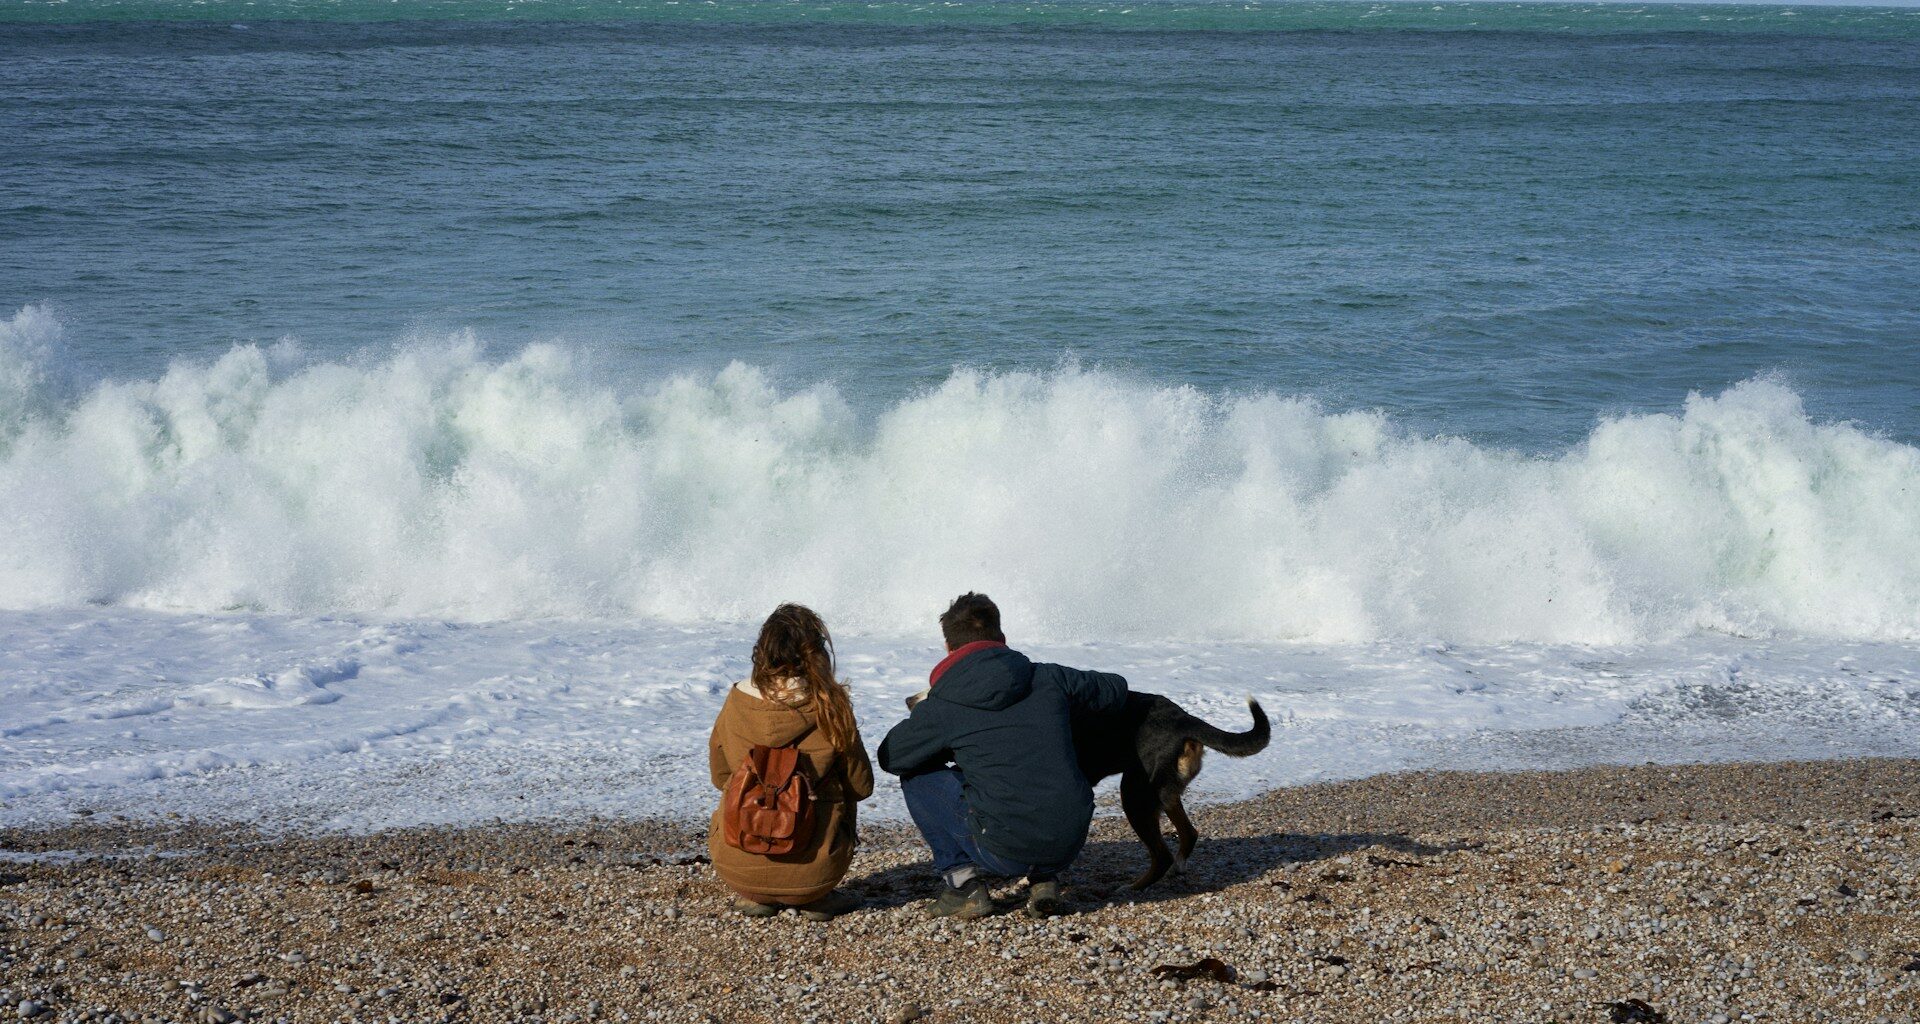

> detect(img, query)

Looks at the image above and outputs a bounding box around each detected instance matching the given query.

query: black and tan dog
[1074,694,1270,889]
[902,686,1270,890]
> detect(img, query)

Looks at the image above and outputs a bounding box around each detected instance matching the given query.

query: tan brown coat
[707,680,874,903]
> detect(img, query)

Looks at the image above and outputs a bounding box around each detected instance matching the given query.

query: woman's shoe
[796,890,861,921]
[733,898,782,918]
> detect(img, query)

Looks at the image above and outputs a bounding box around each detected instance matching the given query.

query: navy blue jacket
[878,644,1128,866]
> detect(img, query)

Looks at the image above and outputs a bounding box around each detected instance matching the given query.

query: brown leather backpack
[721,745,816,855]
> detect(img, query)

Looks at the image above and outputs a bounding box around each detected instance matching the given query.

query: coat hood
[723,682,816,747]
[930,645,1035,712]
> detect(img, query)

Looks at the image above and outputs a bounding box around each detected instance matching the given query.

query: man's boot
[926,877,994,919]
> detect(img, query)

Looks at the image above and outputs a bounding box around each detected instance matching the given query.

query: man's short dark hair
[940,592,1005,649]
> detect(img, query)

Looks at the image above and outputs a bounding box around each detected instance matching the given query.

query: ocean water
[8,1,1920,447]
[2,1,1917,830]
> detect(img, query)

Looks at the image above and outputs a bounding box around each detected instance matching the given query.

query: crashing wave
[2,304,1916,643]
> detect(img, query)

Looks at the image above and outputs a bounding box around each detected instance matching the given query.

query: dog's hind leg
[1162,739,1204,872]
[1163,790,1199,871]
[1121,772,1174,890]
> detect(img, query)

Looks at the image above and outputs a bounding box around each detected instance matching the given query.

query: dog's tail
[1184,696,1270,758]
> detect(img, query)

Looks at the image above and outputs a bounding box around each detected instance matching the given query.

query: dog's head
[904,687,931,711]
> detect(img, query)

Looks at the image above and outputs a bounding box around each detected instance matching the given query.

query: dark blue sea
[5,1,1918,449]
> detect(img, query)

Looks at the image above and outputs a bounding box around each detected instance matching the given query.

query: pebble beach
[3,758,1917,1024]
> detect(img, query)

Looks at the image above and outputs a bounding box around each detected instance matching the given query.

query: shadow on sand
[842,831,1463,913]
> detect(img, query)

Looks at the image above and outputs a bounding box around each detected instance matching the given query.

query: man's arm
[877,704,952,776]
[1052,665,1129,715]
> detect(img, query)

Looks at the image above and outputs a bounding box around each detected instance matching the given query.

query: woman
[708,603,873,919]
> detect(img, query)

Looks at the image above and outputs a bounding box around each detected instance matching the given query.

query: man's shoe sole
[1025,879,1065,918]
[1025,896,1065,918]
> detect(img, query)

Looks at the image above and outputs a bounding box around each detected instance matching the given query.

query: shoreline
[1,757,1916,1023]
[4,755,1915,861]
[5,604,1915,835]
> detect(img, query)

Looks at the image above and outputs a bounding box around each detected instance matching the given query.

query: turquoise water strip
[5,0,1919,37]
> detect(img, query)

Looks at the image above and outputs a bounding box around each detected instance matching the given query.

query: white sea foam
[2,304,1916,644]
[1,306,1917,830]
[0,607,1913,830]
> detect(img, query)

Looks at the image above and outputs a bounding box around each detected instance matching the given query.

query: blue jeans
[900,767,1078,887]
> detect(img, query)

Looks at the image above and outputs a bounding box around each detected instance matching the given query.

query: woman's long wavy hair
[750,603,858,753]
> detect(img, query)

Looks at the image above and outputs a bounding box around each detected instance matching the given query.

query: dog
[1074,693,1270,889]
[906,686,1270,890]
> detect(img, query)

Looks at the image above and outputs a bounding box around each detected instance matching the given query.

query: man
[878,592,1128,919]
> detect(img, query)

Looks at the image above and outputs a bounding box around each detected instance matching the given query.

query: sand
[2,758,1917,1024]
